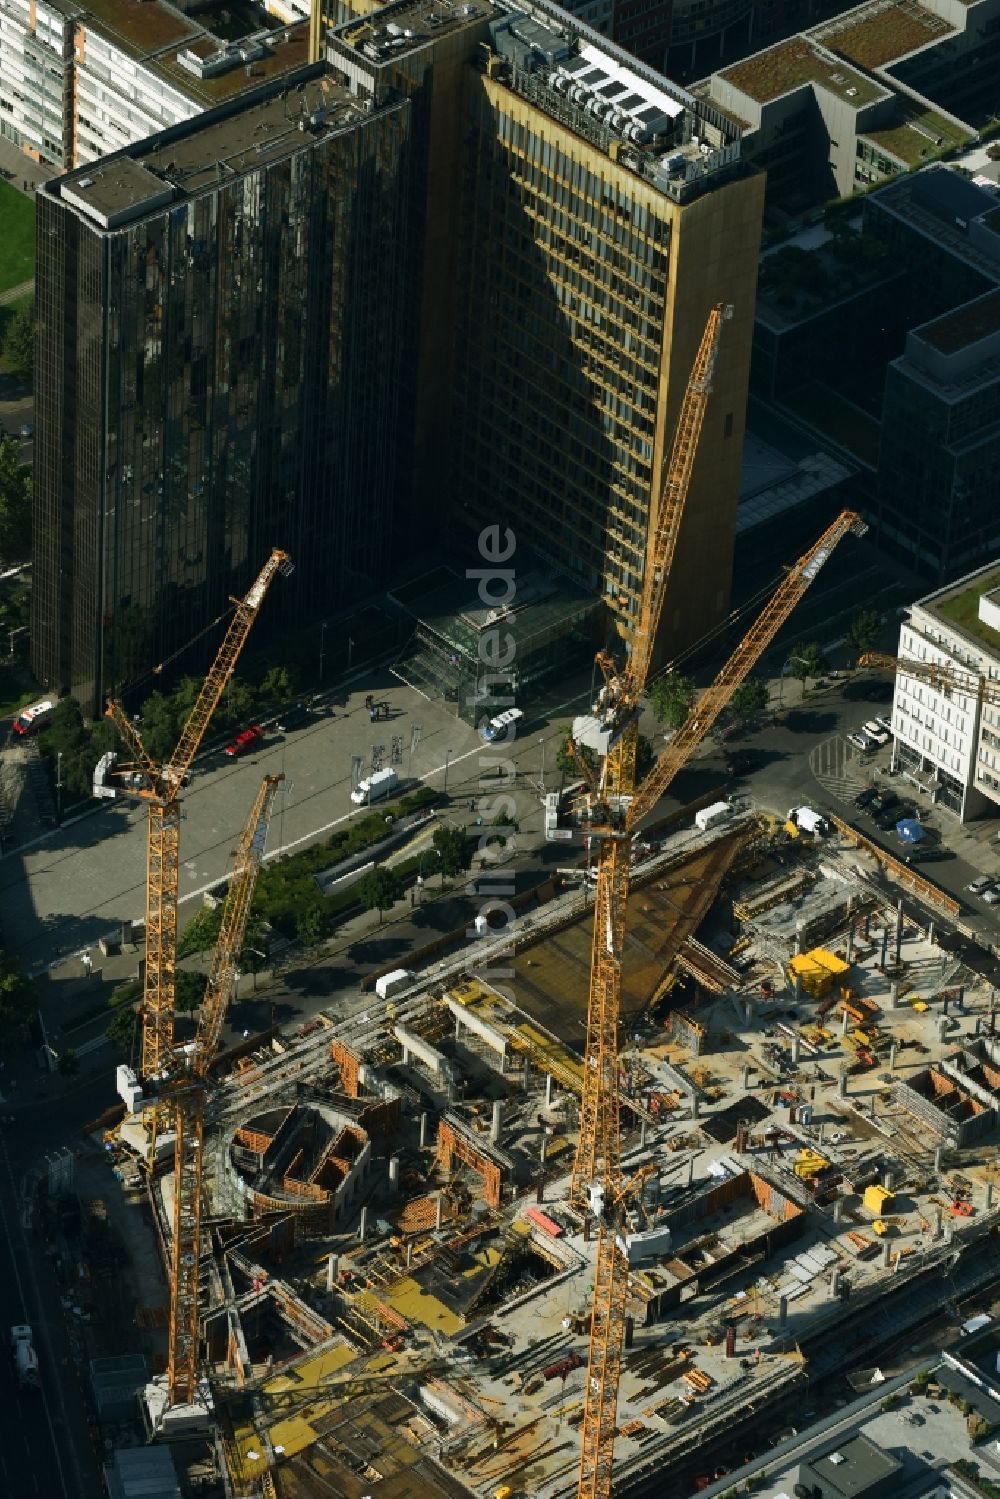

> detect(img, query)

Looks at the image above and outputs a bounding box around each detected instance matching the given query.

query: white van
[351,767,399,805]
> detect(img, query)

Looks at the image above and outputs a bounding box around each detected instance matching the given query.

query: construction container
[864,1184,894,1215]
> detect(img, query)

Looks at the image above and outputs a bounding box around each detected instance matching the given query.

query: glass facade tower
[32,75,411,713]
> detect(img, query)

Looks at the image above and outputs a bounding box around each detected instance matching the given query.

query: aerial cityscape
[0,0,999,1494]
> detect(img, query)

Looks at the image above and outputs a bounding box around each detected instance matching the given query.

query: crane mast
[168,773,284,1407]
[574,510,865,1499]
[104,548,292,1082]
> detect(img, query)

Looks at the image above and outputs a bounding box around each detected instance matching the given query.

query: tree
[259,664,299,705]
[295,904,331,945]
[174,970,207,1014]
[729,678,768,724]
[356,866,402,921]
[785,642,829,687]
[846,609,881,658]
[178,904,223,956]
[0,950,34,1034]
[0,433,31,561]
[555,727,596,777]
[57,1048,79,1077]
[433,823,470,878]
[105,1002,139,1054]
[650,671,695,730]
[3,299,34,379]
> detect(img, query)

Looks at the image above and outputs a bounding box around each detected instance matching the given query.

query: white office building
[892,561,1000,822]
[0,0,309,169]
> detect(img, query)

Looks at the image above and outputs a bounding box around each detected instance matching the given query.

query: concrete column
[882,1167,894,1191]
[640,1119,647,1148]
[943,993,950,1016]
[987,1183,994,1211]
[523,1055,530,1091]
[882,1239,892,1268]
[846,924,854,963]
[938,1017,950,1044]
[894,900,903,966]
[889,1044,898,1072]
[419,1113,429,1149]
[545,1074,554,1108]
[975,1019,983,1038]
[934,1208,943,1240]
[779,1295,788,1326]
[326,1253,339,1290]
[406,1242,413,1267]
[833,1197,843,1223]
[491,1100,503,1145]
[360,1206,368,1243]
[880,930,889,968]
[389,1154,400,1190]
[795,928,804,956]
[837,1069,847,1099]
[435,1193,443,1231]
[401,1044,410,1066]
[455,1015,461,1040]
[690,1094,699,1120]
[817,1122,825,1145]
[794,972,804,1003]
[829,1269,841,1300]
[927,922,935,946]
[687,1156,695,1185]
[890,983,900,1010]
[791,1036,801,1065]
[540,1135,548,1165]
[841,1009,850,1038]
[742,1065,752,1093]
[744,999,753,1025]
[934,1144,944,1175]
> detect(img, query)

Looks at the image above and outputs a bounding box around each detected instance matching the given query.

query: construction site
[66,315,1000,1499]
[81,795,1000,1499]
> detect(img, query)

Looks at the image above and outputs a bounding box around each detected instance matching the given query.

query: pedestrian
[243,1029,249,1039]
[468,798,475,812]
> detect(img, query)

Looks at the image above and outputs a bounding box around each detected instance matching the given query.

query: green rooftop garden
[722,37,886,108]
[934,569,1000,648]
[862,109,972,167]
[825,3,953,70]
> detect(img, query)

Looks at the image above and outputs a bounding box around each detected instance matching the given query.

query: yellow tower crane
[573,507,867,1497]
[98,548,292,1084]
[167,773,284,1408]
[858,652,1000,707]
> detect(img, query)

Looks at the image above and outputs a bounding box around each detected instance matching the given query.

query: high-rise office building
[34,0,763,708]
[33,69,412,713]
[327,0,763,661]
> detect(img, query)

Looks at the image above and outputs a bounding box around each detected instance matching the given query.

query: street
[0,1076,106,1498]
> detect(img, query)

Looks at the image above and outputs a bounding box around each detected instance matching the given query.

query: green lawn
[0,181,35,294]
[936,567,1000,647]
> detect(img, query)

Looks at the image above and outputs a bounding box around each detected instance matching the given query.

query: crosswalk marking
[809,734,873,806]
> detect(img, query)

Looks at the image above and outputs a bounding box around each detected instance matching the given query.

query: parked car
[18,424,32,440]
[848,730,876,752]
[862,720,891,746]
[875,715,893,735]
[854,787,879,811]
[875,803,913,831]
[276,702,309,733]
[868,789,898,818]
[968,874,994,894]
[224,724,263,758]
[983,885,1000,906]
[903,848,948,865]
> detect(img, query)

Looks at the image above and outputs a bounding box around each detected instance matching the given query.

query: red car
[224,724,263,758]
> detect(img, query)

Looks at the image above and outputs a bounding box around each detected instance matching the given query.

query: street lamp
[444,748,452,796]
[539,737,545,792]
[319,622,327,683]
[348,636,355,671]
[56,751,62,825]
[245,947,266,994]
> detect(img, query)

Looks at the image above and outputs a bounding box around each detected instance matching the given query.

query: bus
[12,699,55,737]
[481,707,523,743]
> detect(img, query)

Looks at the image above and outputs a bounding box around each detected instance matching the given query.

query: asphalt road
[0,665,595,976]
[0,1076,105,1499]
